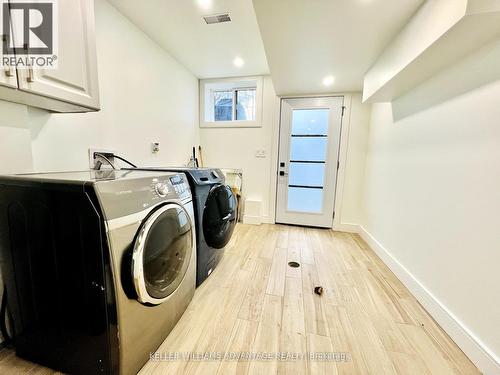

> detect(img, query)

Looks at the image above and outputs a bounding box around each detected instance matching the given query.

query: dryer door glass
[133,204,192,304]
[203,185,237,249]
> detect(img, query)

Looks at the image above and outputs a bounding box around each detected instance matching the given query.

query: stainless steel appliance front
[99,175,196,375]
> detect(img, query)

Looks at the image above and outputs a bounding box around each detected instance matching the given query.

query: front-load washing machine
[0,170,196,375]
[127,167,237,286]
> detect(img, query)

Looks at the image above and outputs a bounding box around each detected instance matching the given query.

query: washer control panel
[150,174,190,201]
[169,174,189,195]
[154,182,169,197]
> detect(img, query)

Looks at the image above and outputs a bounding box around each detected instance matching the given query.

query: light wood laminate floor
[0,224,480,374]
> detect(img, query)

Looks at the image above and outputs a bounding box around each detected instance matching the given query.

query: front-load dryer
[0,170,196,375]
[126,167,237,286]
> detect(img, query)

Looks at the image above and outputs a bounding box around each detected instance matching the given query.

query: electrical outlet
[89,148,115,170]
[255,149,266,158]
[152,142,160,153]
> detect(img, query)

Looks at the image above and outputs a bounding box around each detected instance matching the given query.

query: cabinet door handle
[4,67,13,77]
[27,67,34,83]
[1,35,13,78]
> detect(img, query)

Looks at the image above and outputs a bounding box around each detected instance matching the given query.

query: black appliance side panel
[191,185,217,286]
[0,181,117,374]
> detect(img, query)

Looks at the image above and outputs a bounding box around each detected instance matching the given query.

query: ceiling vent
[203,13,231,25]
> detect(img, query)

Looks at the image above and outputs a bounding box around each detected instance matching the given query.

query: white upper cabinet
[0,27,17,88]
[0,0,100,112]
[16,0,100,110]
[0,64,17,88]
[0,65,17,88]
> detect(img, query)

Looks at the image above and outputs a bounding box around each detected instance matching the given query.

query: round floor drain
[288,261,300,268]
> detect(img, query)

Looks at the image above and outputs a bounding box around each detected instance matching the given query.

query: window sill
[200,120,262,129]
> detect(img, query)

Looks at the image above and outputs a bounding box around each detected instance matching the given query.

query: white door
[16,0,100,109]
[276,97,343,228]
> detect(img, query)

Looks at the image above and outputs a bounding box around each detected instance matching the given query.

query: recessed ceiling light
[323,75,335,86]
[233,57,245,68]
[196,0,212,10]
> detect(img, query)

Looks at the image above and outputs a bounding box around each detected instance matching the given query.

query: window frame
[200,76,264,128]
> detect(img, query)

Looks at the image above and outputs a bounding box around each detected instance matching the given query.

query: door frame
[268,93,355,231]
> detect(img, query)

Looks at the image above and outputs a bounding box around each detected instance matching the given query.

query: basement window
[200,77,263,128]
[213,88,256,121]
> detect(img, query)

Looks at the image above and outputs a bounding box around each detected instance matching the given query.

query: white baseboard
[242,215,262,225]
[333,222,360,233]
[358,226,500,375]
[261,215,274,224]
[241,215,274,225]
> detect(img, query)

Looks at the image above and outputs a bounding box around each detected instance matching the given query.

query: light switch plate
[255,149,266,158]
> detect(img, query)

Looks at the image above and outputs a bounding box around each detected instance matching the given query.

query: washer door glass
[133,204,192,305]
[203,185,237,249]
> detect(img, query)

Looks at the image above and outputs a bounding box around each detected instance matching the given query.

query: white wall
[335,94,371,229]
[199,76,279,223]
[362,40,500,373]
[200,85,371,227]
[0,101,33,174]
[0,0,199,174]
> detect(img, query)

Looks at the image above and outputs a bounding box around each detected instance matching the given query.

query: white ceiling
[252,0,424,95]
[107,0,269,79]
[108,0,424,95]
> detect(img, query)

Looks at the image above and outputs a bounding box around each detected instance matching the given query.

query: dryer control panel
[150,174,190,202]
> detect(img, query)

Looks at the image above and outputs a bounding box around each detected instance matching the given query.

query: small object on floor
[314,286,324,296]
[288,261,300,268]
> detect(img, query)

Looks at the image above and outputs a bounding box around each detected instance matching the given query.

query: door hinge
[337,161,340,170]
[341,106,346,117]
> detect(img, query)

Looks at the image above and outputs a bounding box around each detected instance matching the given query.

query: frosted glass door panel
[287,107,329,215]
[289,163,325,187]
[287,187,323,213]
[292,109,329,135]
[290,137,327,161]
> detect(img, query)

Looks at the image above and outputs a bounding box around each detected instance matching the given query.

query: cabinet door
[17,0,100,110]
[0,64,17,88]
[1,31,18,88]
